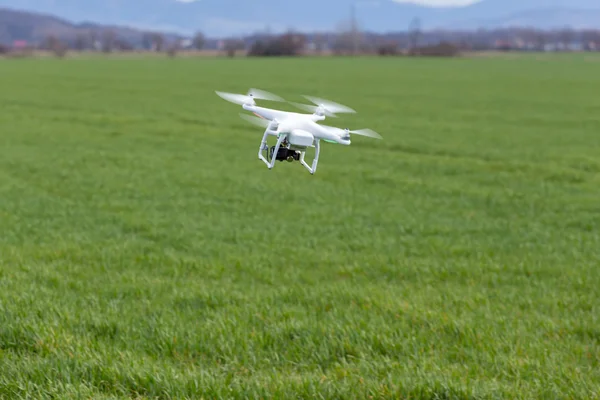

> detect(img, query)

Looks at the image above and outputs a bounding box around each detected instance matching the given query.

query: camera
[270,146,300,162]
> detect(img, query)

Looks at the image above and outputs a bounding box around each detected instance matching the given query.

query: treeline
[2,25,600,59]
[0,29,207,58]
[245,33,461,57]
[237,25,600,57]
[378,26,600,52]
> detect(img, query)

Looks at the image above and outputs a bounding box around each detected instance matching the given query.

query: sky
[391,0,480,5]
[166,0,484,36]
[174,0,481,5]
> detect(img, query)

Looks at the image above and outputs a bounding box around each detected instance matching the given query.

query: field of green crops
[1,54,599,399]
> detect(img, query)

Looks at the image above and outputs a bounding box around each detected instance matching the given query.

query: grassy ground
[0,55,599,399]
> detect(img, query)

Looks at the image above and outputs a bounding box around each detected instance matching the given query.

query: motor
[270,146,300,162]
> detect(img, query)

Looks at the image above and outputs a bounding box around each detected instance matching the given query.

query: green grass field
[1,54,599,399]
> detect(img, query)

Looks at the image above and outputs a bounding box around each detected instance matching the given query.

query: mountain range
[1,0,600,37]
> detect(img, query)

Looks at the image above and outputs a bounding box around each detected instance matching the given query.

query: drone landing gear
[300,139,320,175]
[258,128,320,174]
[258,129,285,170]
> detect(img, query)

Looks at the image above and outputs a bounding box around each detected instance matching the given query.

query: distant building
[12,40,28,49]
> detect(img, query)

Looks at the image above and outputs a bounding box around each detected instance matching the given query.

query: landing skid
[258,127,321,174]
[299,139,320,174]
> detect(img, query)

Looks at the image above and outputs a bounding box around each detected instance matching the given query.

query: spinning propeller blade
[247,88,284,102]
[216,88,284,105]
[288,102,338,118]
[321,125,383,140]
[239,113,270,128]
[290,95,356,117]
[303,96,356,114]
[216,92,252,105]
[347,128,382,139]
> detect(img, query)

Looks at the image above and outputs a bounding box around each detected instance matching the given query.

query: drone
[215,88,382,175]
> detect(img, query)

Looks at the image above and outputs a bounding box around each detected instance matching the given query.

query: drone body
[216,88,382,175]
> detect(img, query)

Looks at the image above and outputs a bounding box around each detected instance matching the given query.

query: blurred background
[0,0,599,58]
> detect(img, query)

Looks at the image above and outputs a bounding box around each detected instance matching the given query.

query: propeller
[239,113,280,131]
[321,125,382,140]
[216,88,284,106]
[345,128,382,139]
[239,113,270,128]
[290,95,356,117]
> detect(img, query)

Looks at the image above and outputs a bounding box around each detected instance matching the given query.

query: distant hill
[1,0,599,36]
[450,7,600,30]
[0,7,183,47]
[2,2,600,49]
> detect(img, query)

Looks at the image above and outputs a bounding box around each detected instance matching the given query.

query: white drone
[216,88,382,175]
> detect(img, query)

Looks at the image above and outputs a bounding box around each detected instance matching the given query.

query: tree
[247,32,306,57]
[516,28,539,50]
[192,32,205,51]
[223,39,245,57]
[349,3,360,55]
[376,39,399,56]
[74,33,87,51]
[332,20,361,55]
[115,38,134,51]
[558,28,574,51]
[581,29,600,51]
[167,39,181,57]
[142,33,154,50]
[44,35,67,58]
[314,33,327,54]
[408,17,421,55]
[101,30,116,53]
[151,33,165,52]
[533,30,547,51]
[89,30,99,51]
[417,41,460,57]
